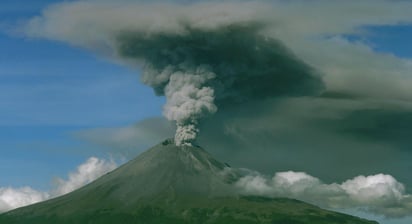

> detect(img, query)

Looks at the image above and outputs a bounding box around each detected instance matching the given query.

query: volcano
[0,139,377,224]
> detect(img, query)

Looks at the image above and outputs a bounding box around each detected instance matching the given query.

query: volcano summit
[0,140,377,224]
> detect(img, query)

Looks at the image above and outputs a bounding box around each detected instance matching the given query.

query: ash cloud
[24,0,324,145]
[23,0,412,147]
[116,25,324,145]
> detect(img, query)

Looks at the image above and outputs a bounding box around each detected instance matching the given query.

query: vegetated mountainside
[0,139,378,224]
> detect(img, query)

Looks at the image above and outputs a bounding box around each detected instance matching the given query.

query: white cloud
[0,157,117,213]
[0,187,49,213]
[52,157,117,195]
[341,174,405,204]
[234,170,412,218]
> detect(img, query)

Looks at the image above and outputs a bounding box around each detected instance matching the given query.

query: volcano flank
[0,140,378,224]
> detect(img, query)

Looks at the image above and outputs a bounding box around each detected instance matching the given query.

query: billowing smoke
[146,66,217,145]
[115,25,323,145]
[25,1,324,146]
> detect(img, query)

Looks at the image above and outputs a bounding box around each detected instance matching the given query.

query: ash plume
[24,1,324,146]
[116,25,324,145]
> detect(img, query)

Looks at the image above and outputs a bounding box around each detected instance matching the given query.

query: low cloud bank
[2,156,411,218]
[234,170,412,218]
[0,187,49,213]
[0,157,116,213]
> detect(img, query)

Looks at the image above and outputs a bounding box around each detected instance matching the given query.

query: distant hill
[0,139,378,224]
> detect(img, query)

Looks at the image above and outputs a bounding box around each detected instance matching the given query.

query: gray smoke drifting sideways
[23,1,325,146]
[115,25,324,145]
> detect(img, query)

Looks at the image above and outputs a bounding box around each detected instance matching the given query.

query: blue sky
[0,0,164,190]
[1,1,412,223]
[346,24,412,58]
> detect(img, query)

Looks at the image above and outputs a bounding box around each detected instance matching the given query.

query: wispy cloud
[0,156,116,213]
[52,157,117,195]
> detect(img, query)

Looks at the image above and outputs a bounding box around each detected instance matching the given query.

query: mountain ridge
[0,139,378,224]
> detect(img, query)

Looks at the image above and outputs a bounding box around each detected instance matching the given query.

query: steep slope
[0,140,378,224]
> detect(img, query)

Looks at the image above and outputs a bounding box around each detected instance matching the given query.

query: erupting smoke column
[117,25,324,146]
[162,67,217,146]
[23,1,325,147]
[142,65,217,146]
